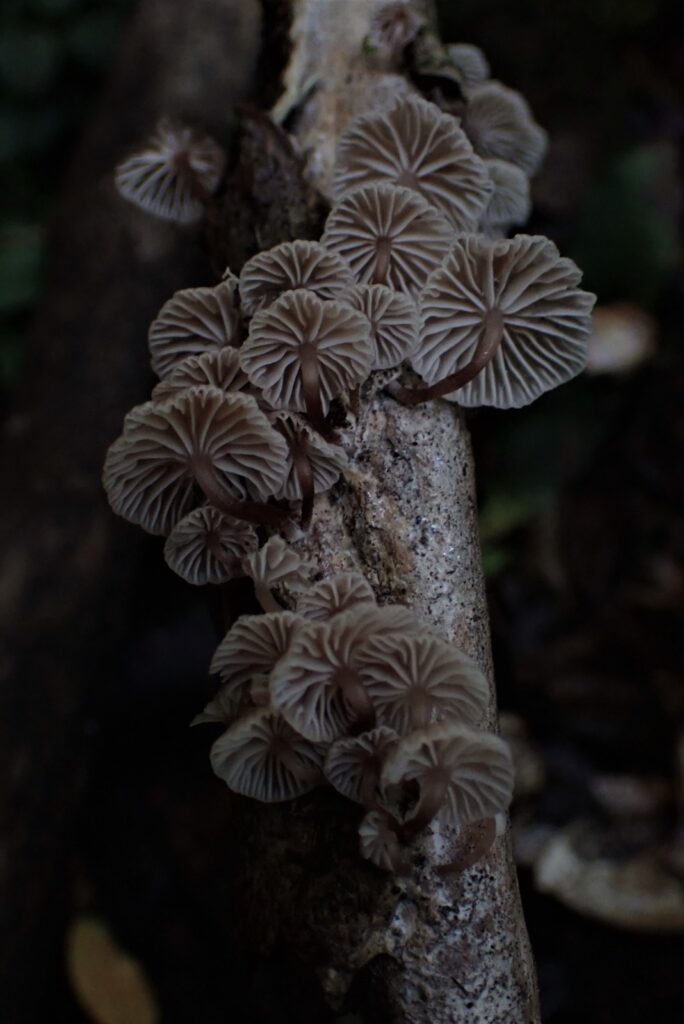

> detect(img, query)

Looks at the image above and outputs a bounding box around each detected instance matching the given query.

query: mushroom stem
[435,818,497,876]
[254,583,284,614]
[276,743,322,788]
[300,342,325,429]
[175,149,211,205]
[404,770,449,836]
[389,308,504,406]
[194,461,286,528]
[373,237,392,285]
[292,440,315,531]
[336,668,375,730]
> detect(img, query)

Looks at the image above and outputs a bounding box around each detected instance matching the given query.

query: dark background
[0,0,682,1021]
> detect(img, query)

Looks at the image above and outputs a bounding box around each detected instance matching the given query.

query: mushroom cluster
[195,546,513,872]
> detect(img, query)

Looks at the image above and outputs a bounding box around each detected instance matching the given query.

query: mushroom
[271,412,348,529]
[332,95,492,232]
[296,571,376,622]
[210,708,323,802]
[392,233,595,408]
[341,285,419,370]
[365,1,425,68]
[321,183,453,295]
[381,721,514,835]
[269,604,416,743]
[115,118,225,224]
[239,240,355,318]
[356,633,489,735]
[460,81,547,177]
[446,43,490,89]
[358,808,405,873]
[163,505,258,585]
[241,536,312,612]
[102,386,288,534]
[208,610,304,716]
[151,347,249,403]
[324,726,399,806]
[479,159,531,237]
[240,290,372,427]
[148,279,241,379]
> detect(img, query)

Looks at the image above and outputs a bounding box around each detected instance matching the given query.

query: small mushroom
[381,721,514,835]
[163,505,258,585]
[324,727,399,806]
[321,183,453,295]
[365,1,425,68]
[332,95,492,232]
[393,233,595,408]
[480,159,531,236]
[148,279,241,378]
[102,386,288,534]
[115,118,225,223]
[461,81,547,177]
[358,808,405,873]
[210,708,323,802]
[240,290,372,427]
[357,633,489,735]
[296,571,376,622]
[241,536,312,613]
[151,348,249,403]
[446,43,490,89]
[341,285,419,370]
[239,240,355,318]
[271,412,348,529]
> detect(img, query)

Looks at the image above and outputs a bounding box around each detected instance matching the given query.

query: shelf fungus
[332,95,492,232]
[296,572,376,622]
[324,727,399,806]
[321,183,453,295]
[460,80,547,177]
[163,506,258,586]
[341,285,419,370]
[242,536,312,613]
[148,280,241,378]
[115,118,225,224]
[210,708,323,802]
[102,386,288,534]
[382,721,514,835]
[271,412,348,529]
[240,290,372,427]
[151,348,249,403]
[239,240,355,318]
[394,233,595,408]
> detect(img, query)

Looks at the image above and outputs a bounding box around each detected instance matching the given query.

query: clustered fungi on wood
[104,7,596,876]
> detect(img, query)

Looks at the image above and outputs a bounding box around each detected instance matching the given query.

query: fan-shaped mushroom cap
[366,1,425,68]
[148,280,241,378]
[209,610,304,713]
[356,633,489,735]
[151,348,249,403]
[324,727,398,804]
[342,285,419,370]
[240,290,372,414]
[210,708,323,802]
[332,95,492,232]
[321,183,453,295]
[239,240,355,318]
[461,81,547,177]
[102,386,288,535]
[271,412,348,501]
[269,604,416,742]
[382,721,514,830]
[163,506,258,585]
[446,43,490,89]
[358,808,404,872]
[241,536,312,592]
[480,159,531,235]
[115,118,225,223]
[296,571,376,622]
[412,234,596,409]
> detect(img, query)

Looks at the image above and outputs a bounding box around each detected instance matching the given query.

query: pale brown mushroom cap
[209,610,304,714]
[382,721,514,830]
[358,808,404,872]
[240,290,372,413]
[296,571,376,622]
[356,633,489,735]
[163,506,258,586]
[446,43,490,89]
[241,536,312,591]
[332,95,492,231]
[239,240,355,318]
[115,118,225,224]
[148,280,241,378]
[321,183,454,295]
[324,726,398,804]
[412,234,596,409]
[210,708,323,802]
[342,285,419,370]
[151,348,249,403]
[461,81,547,177]
[271,412,348,501]
[102,386,288,535]
[480,158,531,235]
